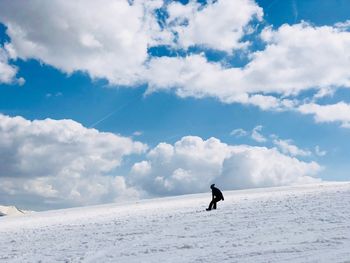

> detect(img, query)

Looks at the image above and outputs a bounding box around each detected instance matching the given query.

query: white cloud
[251,125,267,143]
[130,136,321,196]
[273,138,311,157]
[166,0,263,52]
[46,92,63,98]
[298,102,350,128]
[130,160,152,176]
[219,146,321,189]
[0,0,260,95]
[230,128,248,137]
[130,136,233,195]
[0,0,262,85]
[145,54,240,100]
[0,47,23,84]
[3,1,350,124]
[250,23,350,95]
[0,114,147,209]
[145,22,350,114]
[144,54,292,110]
[335,20,350,30]
[315,145,327,157]
[231,126,273,144]
[1,0,350,118]
[0,0,168,86]
[132,131,143,137]
[0,115,323,208]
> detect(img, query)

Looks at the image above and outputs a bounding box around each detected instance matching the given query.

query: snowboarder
[206,184,224,211]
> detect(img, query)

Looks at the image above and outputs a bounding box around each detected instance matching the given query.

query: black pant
[208,197,222,210]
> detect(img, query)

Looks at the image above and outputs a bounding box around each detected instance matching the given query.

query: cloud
[0,115,323,209]
[1,1,350,117]
[251,23,350,94]
[0,114,147,209]
[0,47,23,84]
[273,138,311,157]
[233,128,321,158]
[132,131,143,137]
[46,92,62,98]
[166,0,263,52]
[144,54,294,110]
[130,136,321,196]
[230,128,248,137]
[231,126,271,143]
[335,20,350,30]
[0,0,262,85]
[298,102,350,128]
[2,1,350,129]
[145,22,350,114]
[152,20,350,103]
[251,125,267,143]
[315,145,327,157]
[219,146,321,189]
[0,0,169,86]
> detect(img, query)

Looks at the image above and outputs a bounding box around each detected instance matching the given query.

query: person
[206,184,224,211]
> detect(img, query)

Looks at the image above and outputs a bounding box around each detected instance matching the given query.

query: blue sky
[0,0,350,210]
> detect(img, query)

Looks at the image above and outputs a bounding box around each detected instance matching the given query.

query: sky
[0,0,350,210]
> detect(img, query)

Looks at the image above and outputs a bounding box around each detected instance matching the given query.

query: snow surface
[0,182,350,262]
[0,205,27,217]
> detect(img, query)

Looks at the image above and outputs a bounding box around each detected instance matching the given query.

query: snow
[0,205,28,217]
[0,182,350,262]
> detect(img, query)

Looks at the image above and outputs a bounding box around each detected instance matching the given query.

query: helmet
[210,184,215,189]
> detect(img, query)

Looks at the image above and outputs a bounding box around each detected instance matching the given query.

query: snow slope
[0,205,27,217]
[0,182,350,262]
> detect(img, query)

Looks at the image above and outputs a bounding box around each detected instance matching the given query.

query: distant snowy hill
[0,182,350,262]
[0,205,29,216]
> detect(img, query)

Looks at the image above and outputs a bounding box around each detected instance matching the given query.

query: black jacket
[212,186,224,200]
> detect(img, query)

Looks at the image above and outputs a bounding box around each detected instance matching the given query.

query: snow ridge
[0,205,28,217]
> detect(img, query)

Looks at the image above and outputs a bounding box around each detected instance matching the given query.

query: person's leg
[208,200,214,210]
[213,197,221,209]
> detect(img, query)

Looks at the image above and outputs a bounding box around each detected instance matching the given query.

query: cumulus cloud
[0,0,169,85]
[1,1,350,115]
[0,115,323,208]
[334,20,350,30]
[130,137,232,196]
[251,23,350,94]
[0,47,23,84]
[144,54,295,110]
[0,0,262,85]
[130,136,321,196]
[298,102,350,128]
[219,146,321,189]
[145,22,350,114]
[166,0,263,52]
[273,138,311,157]
[0,114,147,209]
[2,0,350,128]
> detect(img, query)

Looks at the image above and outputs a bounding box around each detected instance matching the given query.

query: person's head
[210,184,215,189]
